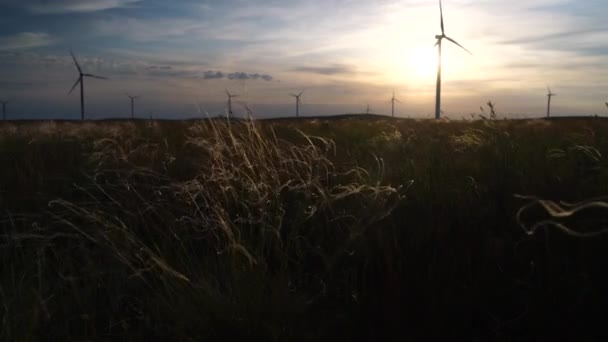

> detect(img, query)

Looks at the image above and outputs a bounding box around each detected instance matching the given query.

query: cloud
[227,72,273,81]
[199,70,273,81]
[0,81,35,89]
[203,71,224,79]
[92,17,208,42]
[292,64,356,76]
[1,0,143,14]
[0,32,53,51]
[147,65,173,70]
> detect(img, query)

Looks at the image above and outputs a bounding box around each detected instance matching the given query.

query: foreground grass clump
[1,119,402,341]
[2,116,608,341]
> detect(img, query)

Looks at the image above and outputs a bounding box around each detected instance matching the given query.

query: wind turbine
[226,89,238,119]
[546,87,556,118]
[68,51,107,120]
[0,100,7,120]
[290,91,303,117]
[126,93,140,119]
[391,91,401,117]
[434,0,472,119]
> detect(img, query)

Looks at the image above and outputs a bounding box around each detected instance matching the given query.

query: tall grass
[1,118,403,341]
[2,116,608,340]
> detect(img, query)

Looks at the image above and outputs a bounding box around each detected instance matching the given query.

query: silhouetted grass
[2,116,608,341]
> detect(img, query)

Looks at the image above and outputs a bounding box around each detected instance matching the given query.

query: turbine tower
[68,51,107,120]
[434,0,472,119]
[391,92,401,117]
[546,87,556,118]
[226,89,238,119]
[0,100,7,120]
[290,91,303,117]
[126,93,140,119]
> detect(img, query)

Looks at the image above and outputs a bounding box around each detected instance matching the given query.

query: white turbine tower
[546,87,556,118]
[290,91,303,117]
[391,91,401,117]
[68,51,107,120]
[126,93,140,119]
[434,0,472,119]
[0,100,8,120]
[226,89,238,119]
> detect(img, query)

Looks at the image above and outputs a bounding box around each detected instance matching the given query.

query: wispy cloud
[5,0,143,14]
[91,17,208,42]
[0,32,53,51]
[203,71,224,79]
[226,72,273,81]
[292,64,357,76]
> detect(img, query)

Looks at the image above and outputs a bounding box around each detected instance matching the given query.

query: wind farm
[2,1,608,341]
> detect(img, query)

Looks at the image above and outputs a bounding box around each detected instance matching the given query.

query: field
[2,115,608,341]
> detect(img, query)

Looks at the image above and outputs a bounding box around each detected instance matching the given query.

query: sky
[0,0,608,120]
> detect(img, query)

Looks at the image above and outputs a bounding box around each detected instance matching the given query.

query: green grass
[2,116,608,341]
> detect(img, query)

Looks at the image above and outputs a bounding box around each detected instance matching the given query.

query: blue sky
[1,0,608,119]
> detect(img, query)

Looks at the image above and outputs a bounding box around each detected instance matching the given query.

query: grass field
[2,115,608,341]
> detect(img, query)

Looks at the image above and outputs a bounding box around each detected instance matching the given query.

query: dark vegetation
[2,115,608,341]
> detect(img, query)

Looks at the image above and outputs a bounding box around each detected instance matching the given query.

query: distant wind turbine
[391,91,401,117]
[0,100,7,120]
[546,87,556,118]
[226,89,238,119]
[126,93,140,119]
[68,51,107,120]
[290,91,303,117]
[434,0,472,119]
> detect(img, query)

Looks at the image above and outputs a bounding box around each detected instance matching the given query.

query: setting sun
[406,47,438,81]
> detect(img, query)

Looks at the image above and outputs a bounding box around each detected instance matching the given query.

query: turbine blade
[298,91,303,97]
[440,0,445,35]
[83,73,107,79]
[445,36,472,55]
[434,38,441,47]
[68,77,81,94]
[70,51,82,74]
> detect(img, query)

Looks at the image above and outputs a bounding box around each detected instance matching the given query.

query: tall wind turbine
[0,100,7,120]
[226,89,238,119]
[546,87,556,118]
[290,91,303,117]
[68,51,107,120]
[434,0,472,119]
[391,91,401,117]
[126,93,140,119]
